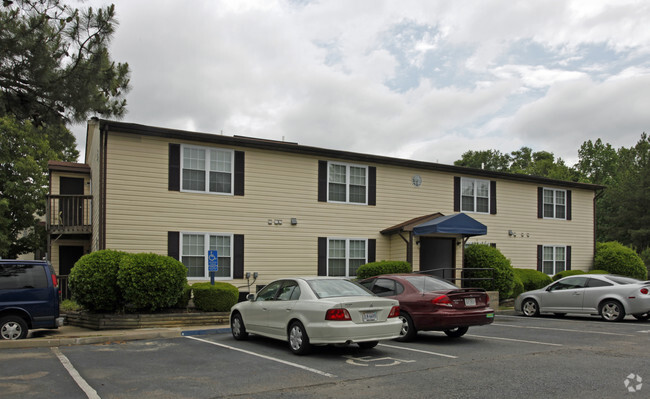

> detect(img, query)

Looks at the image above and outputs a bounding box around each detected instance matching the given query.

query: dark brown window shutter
[234,234,244,279]
[537,245,543,272]
[318,161,327,202]
[368,167,376,206]
[566,246,572,270]
[169,144,180,191]
[234,151,245,196]
[490,181,497,215]
[168,231,180,260]
[566,190,572,220]
[368,239,376,263]
[318,237,327,276]
[537,187,544,218]
[454,177,460,212]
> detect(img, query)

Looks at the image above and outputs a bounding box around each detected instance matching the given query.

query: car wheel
[632,312,649,321]
[600,300,625,322]
[395,312,417,342]
[521,299,540,317]
[230,313,248,340]
[358,341,378,349]
[444,326,469,338]
[288,321,311,355]
[0,315,28,340]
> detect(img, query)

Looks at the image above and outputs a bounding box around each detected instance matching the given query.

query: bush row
[356,261,412,279]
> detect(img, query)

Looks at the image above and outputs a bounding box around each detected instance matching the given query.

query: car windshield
[306,279,374,299]
[606,275,641,285]
[402,275,457,293]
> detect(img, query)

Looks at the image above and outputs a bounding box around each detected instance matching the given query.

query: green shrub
[192,282,239,312]
[117,253,188,312]
[68,249,128,312]
[356,261,412,279]
[60,299,84,312]
[640,248,650,277]
[594,242,648,280]
[172,283,192,309]
[515,268,553,289]
[464,244,515,297]
[588,269,609,274]
[511,275,525,298]
[552,270,586,281]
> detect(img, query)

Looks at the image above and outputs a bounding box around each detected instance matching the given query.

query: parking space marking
[378,343,458,358]
[344,355,417,367]
[493,323,634,337]
[466,334,563,346]
[52,347,101,399]
[185,336,336,378]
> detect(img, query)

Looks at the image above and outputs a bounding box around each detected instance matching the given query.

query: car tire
[600,300,625,322]
[521,299,540,317]
[0,315,28,340]
[288,321,311,355]
[632,312,649,321]
[358,341,378,349]
[395,312,417,342]
[444,326,469,338]
[230,312,248,340]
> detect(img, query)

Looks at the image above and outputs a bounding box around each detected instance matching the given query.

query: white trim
[326,161,368,205]
[326,237,368,277]
[460,177,490,214]
[542,187,567,220]
[541,245,567,275]
[180,231,234,280]
[180,144,234,196]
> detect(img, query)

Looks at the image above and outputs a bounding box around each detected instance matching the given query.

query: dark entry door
[60,177,84,226]
[419,238,455,282]
[59,245,84,300]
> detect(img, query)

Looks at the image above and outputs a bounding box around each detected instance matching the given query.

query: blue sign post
[208,250,218,285]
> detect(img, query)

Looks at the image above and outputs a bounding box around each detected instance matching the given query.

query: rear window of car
[0,264,48,290]
[606,276,641,285]
[402,275,457,292]
[307,279,374,298]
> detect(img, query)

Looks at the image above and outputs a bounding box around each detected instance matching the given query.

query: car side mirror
[246,293,255,301]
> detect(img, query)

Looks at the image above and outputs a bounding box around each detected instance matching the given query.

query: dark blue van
[0,260,63,340]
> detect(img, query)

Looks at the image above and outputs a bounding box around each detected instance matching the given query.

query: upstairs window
[461,178,490,213]
[543,188,566,219]
[328,162,367,204]
[181,145,233,194]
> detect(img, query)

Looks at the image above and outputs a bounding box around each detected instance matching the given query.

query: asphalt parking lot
[2,314,648,398]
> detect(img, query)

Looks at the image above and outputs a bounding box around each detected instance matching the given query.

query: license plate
[486,313,494,318]
[464,298,476,306]
[362,311,377,322]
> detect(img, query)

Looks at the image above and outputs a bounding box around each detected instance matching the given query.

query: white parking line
[185,336,336,378]
[493,323,635,337]
[378,343,458,359]
[466,334,563,346]
[51,347,101,399]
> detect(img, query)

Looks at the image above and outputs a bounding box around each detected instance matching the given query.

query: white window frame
[460,177,490,214]
[181,144,234,195]
[327,161,368,205]
[542,245,566,275]
[326,238,368,277]
[543,188,566,220]
[180,232,233,280]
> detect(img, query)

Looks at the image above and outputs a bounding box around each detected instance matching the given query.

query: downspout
[101,124,108,250]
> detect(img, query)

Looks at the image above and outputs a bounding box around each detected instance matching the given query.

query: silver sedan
[230,277,402,354]
[515,274,650,322]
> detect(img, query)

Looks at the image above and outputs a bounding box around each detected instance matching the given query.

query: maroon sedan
[359,274,495,341]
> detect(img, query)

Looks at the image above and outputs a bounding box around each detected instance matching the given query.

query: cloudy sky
[70,0,650,166]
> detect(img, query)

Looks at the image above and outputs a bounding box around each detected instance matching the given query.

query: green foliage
[60,299,84,312]
[552,270,585,281]
[454,149,511,172]
[68,249,128,312]
[511,274,525,299]
[594,242,648,280]
[117,253,188,312]
[515,268,553,288]
[640,248,650,274]
[173,283,192,309]
[464,244,515,297]
[192,282,239,312]
[356,261,412,279]
[588,269,609,274]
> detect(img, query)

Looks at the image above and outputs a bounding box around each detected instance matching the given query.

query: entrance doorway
[59,176,85,226]
[419,237,456,281]
[59,245,84,299]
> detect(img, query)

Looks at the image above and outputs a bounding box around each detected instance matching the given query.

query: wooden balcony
[47,195,92,234]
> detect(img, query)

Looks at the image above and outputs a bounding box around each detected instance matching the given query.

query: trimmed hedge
[173,283,192,309]
[594,242,648,280]
[68,249,128,312]
[356,261,412,279]
[512,274,525,298]
[515,268,553,289]
[117,253,188,312]
[552,270,585,281]
[464,244,515,297]
[192,282,239,312]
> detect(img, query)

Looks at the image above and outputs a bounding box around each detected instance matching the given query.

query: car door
[541,276,588,313]
[265,280,300,338]
[581,277,615,313]
[245,280,283,334]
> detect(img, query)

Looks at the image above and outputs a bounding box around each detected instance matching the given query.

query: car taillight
[641,288,649,295]
[388,306,400,318]
[484,293,490,306]
[52,274,58,288]
[325,308,351,321]
[432,295,452,307]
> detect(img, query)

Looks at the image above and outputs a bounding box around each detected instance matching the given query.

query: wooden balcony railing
[47,195,92,234]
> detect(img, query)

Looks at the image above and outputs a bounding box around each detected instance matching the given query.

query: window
[0,264,48,290]
[327,238,367,277]
[181,145,233,194]
[328,162,367,204]
[255,280,283,301]
[461,178,490,213]
[543,188,566,219]
[549,276,587,291]
[181,233,232,279]
[542,246,566,275]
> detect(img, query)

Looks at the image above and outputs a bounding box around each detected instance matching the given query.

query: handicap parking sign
[208,250,218,272]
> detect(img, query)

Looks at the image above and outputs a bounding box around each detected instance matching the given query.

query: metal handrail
[418,267,496,290]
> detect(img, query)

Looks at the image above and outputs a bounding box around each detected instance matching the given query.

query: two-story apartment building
[47,119,604,293]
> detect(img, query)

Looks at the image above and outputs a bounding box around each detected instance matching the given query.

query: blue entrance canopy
[413,213,487,237]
